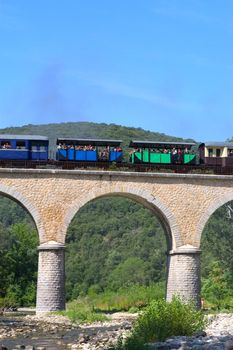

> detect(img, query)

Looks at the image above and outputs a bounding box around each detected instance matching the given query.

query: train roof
[129,140,196,149]
[57,138,122,146]
[204,141,233,148]
[0,134,48,141]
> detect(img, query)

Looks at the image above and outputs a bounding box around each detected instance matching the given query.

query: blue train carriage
[0,134,49,161]
[129,140,196,164]
[199,141,233,167]
[56,138,123,162]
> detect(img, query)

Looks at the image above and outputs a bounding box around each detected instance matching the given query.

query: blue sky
[0,0,233,141]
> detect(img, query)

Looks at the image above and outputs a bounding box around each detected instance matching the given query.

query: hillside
[0,122,195,151]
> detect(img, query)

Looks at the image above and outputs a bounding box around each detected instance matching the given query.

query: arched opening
[0,194,39,308]
[64,194,171,315]
[201,199,233,310]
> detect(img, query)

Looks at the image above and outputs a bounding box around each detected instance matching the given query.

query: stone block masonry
[166,245,201,308]
[36,242,65,314]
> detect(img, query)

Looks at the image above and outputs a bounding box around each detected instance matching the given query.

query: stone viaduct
[0,168,233,314]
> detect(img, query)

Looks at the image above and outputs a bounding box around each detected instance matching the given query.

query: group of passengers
[57,143,122,152]
[0,142,12,149]
[133,147,191,154]
[57,143,96,151]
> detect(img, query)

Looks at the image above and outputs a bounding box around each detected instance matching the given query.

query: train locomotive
[1,134,233,174]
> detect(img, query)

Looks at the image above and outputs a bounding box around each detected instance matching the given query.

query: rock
[225,341,233,350]
[193,330,207,338]
[0,346,8,350]
[15,346,25,349]
[192,345,205,350]
[25,346,35,350]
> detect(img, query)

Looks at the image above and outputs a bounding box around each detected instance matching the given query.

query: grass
[57,298,109,323]
[87,282,165,312]
[58,282,165,323]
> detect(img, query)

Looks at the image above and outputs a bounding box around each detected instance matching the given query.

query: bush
[109,297,206,350]
[201,261,233,310]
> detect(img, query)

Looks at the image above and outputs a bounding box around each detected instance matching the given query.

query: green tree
[202,261,231,309]
[0,222,39,306]
[107,257,151,291]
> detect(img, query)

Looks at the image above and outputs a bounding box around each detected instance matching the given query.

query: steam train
[1,134,233,174]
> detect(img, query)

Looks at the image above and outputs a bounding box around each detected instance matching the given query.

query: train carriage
[199,142,233,167]
[129,140,196,165]
[0,135,49,161]
[56,138,123,162]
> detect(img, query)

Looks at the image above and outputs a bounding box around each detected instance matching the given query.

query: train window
[208,148,213,157]
[16,141,26,149]
[0,140,11,149]
[216,149,221,157]
[31,141,47,151]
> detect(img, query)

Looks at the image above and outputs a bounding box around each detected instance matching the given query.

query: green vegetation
[0,197,38,306]
[58,282,164,323]
[201,202,233,311]
[57,299,109,324]
[108,297,206,350]
[0,221,38,306]
[66,197,166,299]
[84,283,163,312]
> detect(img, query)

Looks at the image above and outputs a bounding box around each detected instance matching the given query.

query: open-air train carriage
[129,140,196,165]
[56,138,123,162]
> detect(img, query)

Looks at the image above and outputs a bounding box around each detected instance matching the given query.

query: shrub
[109,297,206,350]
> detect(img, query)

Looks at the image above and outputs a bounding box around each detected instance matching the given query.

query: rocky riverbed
[0,312,136,350]
[1,312,233,349]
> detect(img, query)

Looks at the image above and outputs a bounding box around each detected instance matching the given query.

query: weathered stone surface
[166,246,201,307]
[36,243,65,314]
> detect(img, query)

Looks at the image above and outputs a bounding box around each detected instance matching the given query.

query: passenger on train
[1,143,11,149]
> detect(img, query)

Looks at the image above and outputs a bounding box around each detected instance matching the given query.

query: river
[0,312,135,350]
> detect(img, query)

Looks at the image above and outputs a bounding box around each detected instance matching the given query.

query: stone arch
[62,185,183,250]
[0,183,45,242]
[195,191,233,247]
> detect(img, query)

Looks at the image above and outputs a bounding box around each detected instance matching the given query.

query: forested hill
[0,122,195,149]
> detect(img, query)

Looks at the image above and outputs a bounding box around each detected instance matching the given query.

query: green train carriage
[129,140,196,165]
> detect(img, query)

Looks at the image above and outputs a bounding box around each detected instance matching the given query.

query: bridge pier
[36,242,65,315]
[166,245,201,308]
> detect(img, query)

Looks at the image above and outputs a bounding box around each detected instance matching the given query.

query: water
[0,314,78,349]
